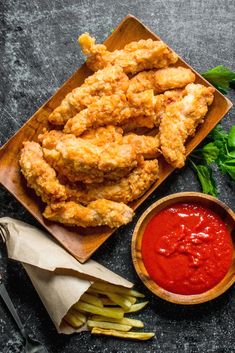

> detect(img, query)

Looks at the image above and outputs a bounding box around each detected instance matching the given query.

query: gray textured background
[0,0,235,352]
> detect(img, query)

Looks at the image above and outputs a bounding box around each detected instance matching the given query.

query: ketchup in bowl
[141,203,233,295]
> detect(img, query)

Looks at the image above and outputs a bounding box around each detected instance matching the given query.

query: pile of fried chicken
[19,33,215,229]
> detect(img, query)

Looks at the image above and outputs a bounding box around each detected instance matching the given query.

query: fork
[0,273,49,353]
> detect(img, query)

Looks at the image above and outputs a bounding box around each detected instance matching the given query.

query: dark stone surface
[0,0,234,352]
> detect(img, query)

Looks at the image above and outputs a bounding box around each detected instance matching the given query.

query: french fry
[106,293,132,310]
[89,289,136,305]
[87,320,131,332]
[91,327,155,341]
[70,309,87,324]
[125,296,137,304]
[87,288,107,296]
[91,315,144,328]
[78,293,103,308]
[76,301,124,319]
[63,283,149,337]
[64,309,84,328]
[125,301,149,313]
[91,282,145,298]
[100,297,117,306]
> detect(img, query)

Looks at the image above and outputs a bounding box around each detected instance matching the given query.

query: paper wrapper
[0,217,133,334]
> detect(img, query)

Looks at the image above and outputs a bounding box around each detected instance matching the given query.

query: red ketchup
[141,203,233,295]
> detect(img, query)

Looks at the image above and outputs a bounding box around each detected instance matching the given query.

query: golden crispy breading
[98,144,142,178]
[81,126,123,146]
[43,199,134,228]
[127,90,156,118]
[121,116,155,132]
[123,133,160,159]
[128,67,195,94]
[48,65,129,125]
[19,141,67,204]
[78,33,178,74]
[155,89,185,126]
[39,131,141,184]
[76,160,159,204]
[122,90,185,132]
[64,93,130,135]
[64,90,156,136]
[38,129,63,149]
[160,83,215,168]
[42,144,101,184]
[81,125,160,159]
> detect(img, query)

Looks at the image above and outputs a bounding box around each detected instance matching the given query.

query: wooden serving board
[0,15,232,263]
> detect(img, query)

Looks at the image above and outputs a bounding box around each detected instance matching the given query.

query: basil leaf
[201,142,219,164]
[202,65,235,94]
[228,126,235,148]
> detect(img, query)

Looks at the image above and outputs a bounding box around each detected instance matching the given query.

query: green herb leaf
[201,65,235,94]
[228,126,235,148]
[224,159,235,165]
[201,142,219,164]
[230,79,235,88]
[189,160,217,196]
[208,124,228,142]
[228,150,235,158]
[218,160,235,180]
[196,166,217,196]
[190,124,235,193]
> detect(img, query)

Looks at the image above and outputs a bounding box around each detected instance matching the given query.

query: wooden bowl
[132,192,235,304]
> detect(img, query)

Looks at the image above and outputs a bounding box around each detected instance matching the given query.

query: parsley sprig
[190,125,235,196]
[202,65,235,94]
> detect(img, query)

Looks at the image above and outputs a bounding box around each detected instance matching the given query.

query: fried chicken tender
[76,160,159,204]
[81,125,160,159]
[81,126,123,146]
[78,33,178,74]
[64,90,156,136]
[19,141,67,203]
[155,89,185,125]
[39,130,141,184]
[121,89,185,132]
[121,116,155,132]
[128,67,195,94]
[127,90,156,117]
[123,133,160,159]
[48,65,129,125]
[20,140,135,228]
[64,93,130,135]
[160,83,215,168]
[43,199,134,228]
